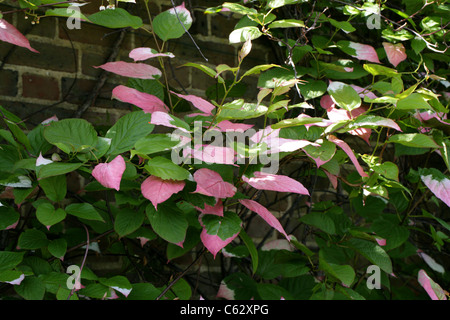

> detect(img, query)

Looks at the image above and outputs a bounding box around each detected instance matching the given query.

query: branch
[74,28,127,118]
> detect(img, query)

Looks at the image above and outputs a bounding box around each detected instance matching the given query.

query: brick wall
[0,0,274,127]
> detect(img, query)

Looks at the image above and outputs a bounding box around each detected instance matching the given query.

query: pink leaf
[196,199,224,216]
[112,85,169,113]
[149,111,188,132]
[375,238,387,246]
[141,176,185,210]
[324,170,338,189]
[320,95,335,111]
[383,42,407,67]
[418,269,447,300]
[200,229,239,259]
[0,19,39,53]
[242,171,309,195]
[261,239,293,251]
[215,120,254,132]
[348,42,380,63]
[250,126,317,153]
[92,155,126,191]
[171,91,215,115]
[350,85,378,100]
[197,200,238,259]
[185,145,237,165]
[216,281,235,300]
[41,115,58,125]
[420,174,450,207]
[129,47,174,62]
[239,199,289,240]
[417,249,445,274]
[328,135,368,177]
[193,168,236,198]
[94,61,162,79]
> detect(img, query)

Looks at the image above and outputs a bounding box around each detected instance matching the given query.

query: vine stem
[156,248,206,300]
[67,224,90,300]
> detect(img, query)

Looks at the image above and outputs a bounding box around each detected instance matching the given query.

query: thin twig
[169,0,208,62]
[67,224,90,300]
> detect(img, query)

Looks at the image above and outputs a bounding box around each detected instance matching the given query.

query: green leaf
[45,8,89,20]
[217,99,268,121]
[303,140,336,166]
[371,216,410,250]
[38,175,67,202]
[44,119,98,154]
[397,93,432,110]
[65,203,104,222]
[99,275,132,294]
[27,124,53,157]
[327,18,355,33]
[201,211,242,241]
[363,64,398,77]
[37,162,82,179]
[47,238,67,260]
[345,238,392,274]
[77,137,112,162]
[229,26,262,44]
[134,134,180,155]
[144,156,190,181]
[239,228,258,274]
[105,111,154,156]
[114,208,145,238]
[319,250,355,287]
[0,251,25,272]
[300,212,336,235]
[388,133,440,149]
[152,4,192,41]
[88,7,142,29]
[36,202,66,228]
[14,276,46,300]
[240,64,279,78]
[5,120,31,151]
[0,206,20,230]
[146,202,188,246]
[166,227,201,261]
[268,19,305,28]
[222,2,258,15]
[266,0,306,9]
[127,283,161,300]
[181,63,224,83]
[300,80,327,100]
[371,161,399,181]
[18,229,48,249]
[327,81,361,111]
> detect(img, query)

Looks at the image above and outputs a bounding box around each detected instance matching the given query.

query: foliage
[0,0,449,300]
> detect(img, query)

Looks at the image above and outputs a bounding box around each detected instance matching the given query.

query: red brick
[3,40,77,73]
[0,70,19,97]
[22,73,60,101]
